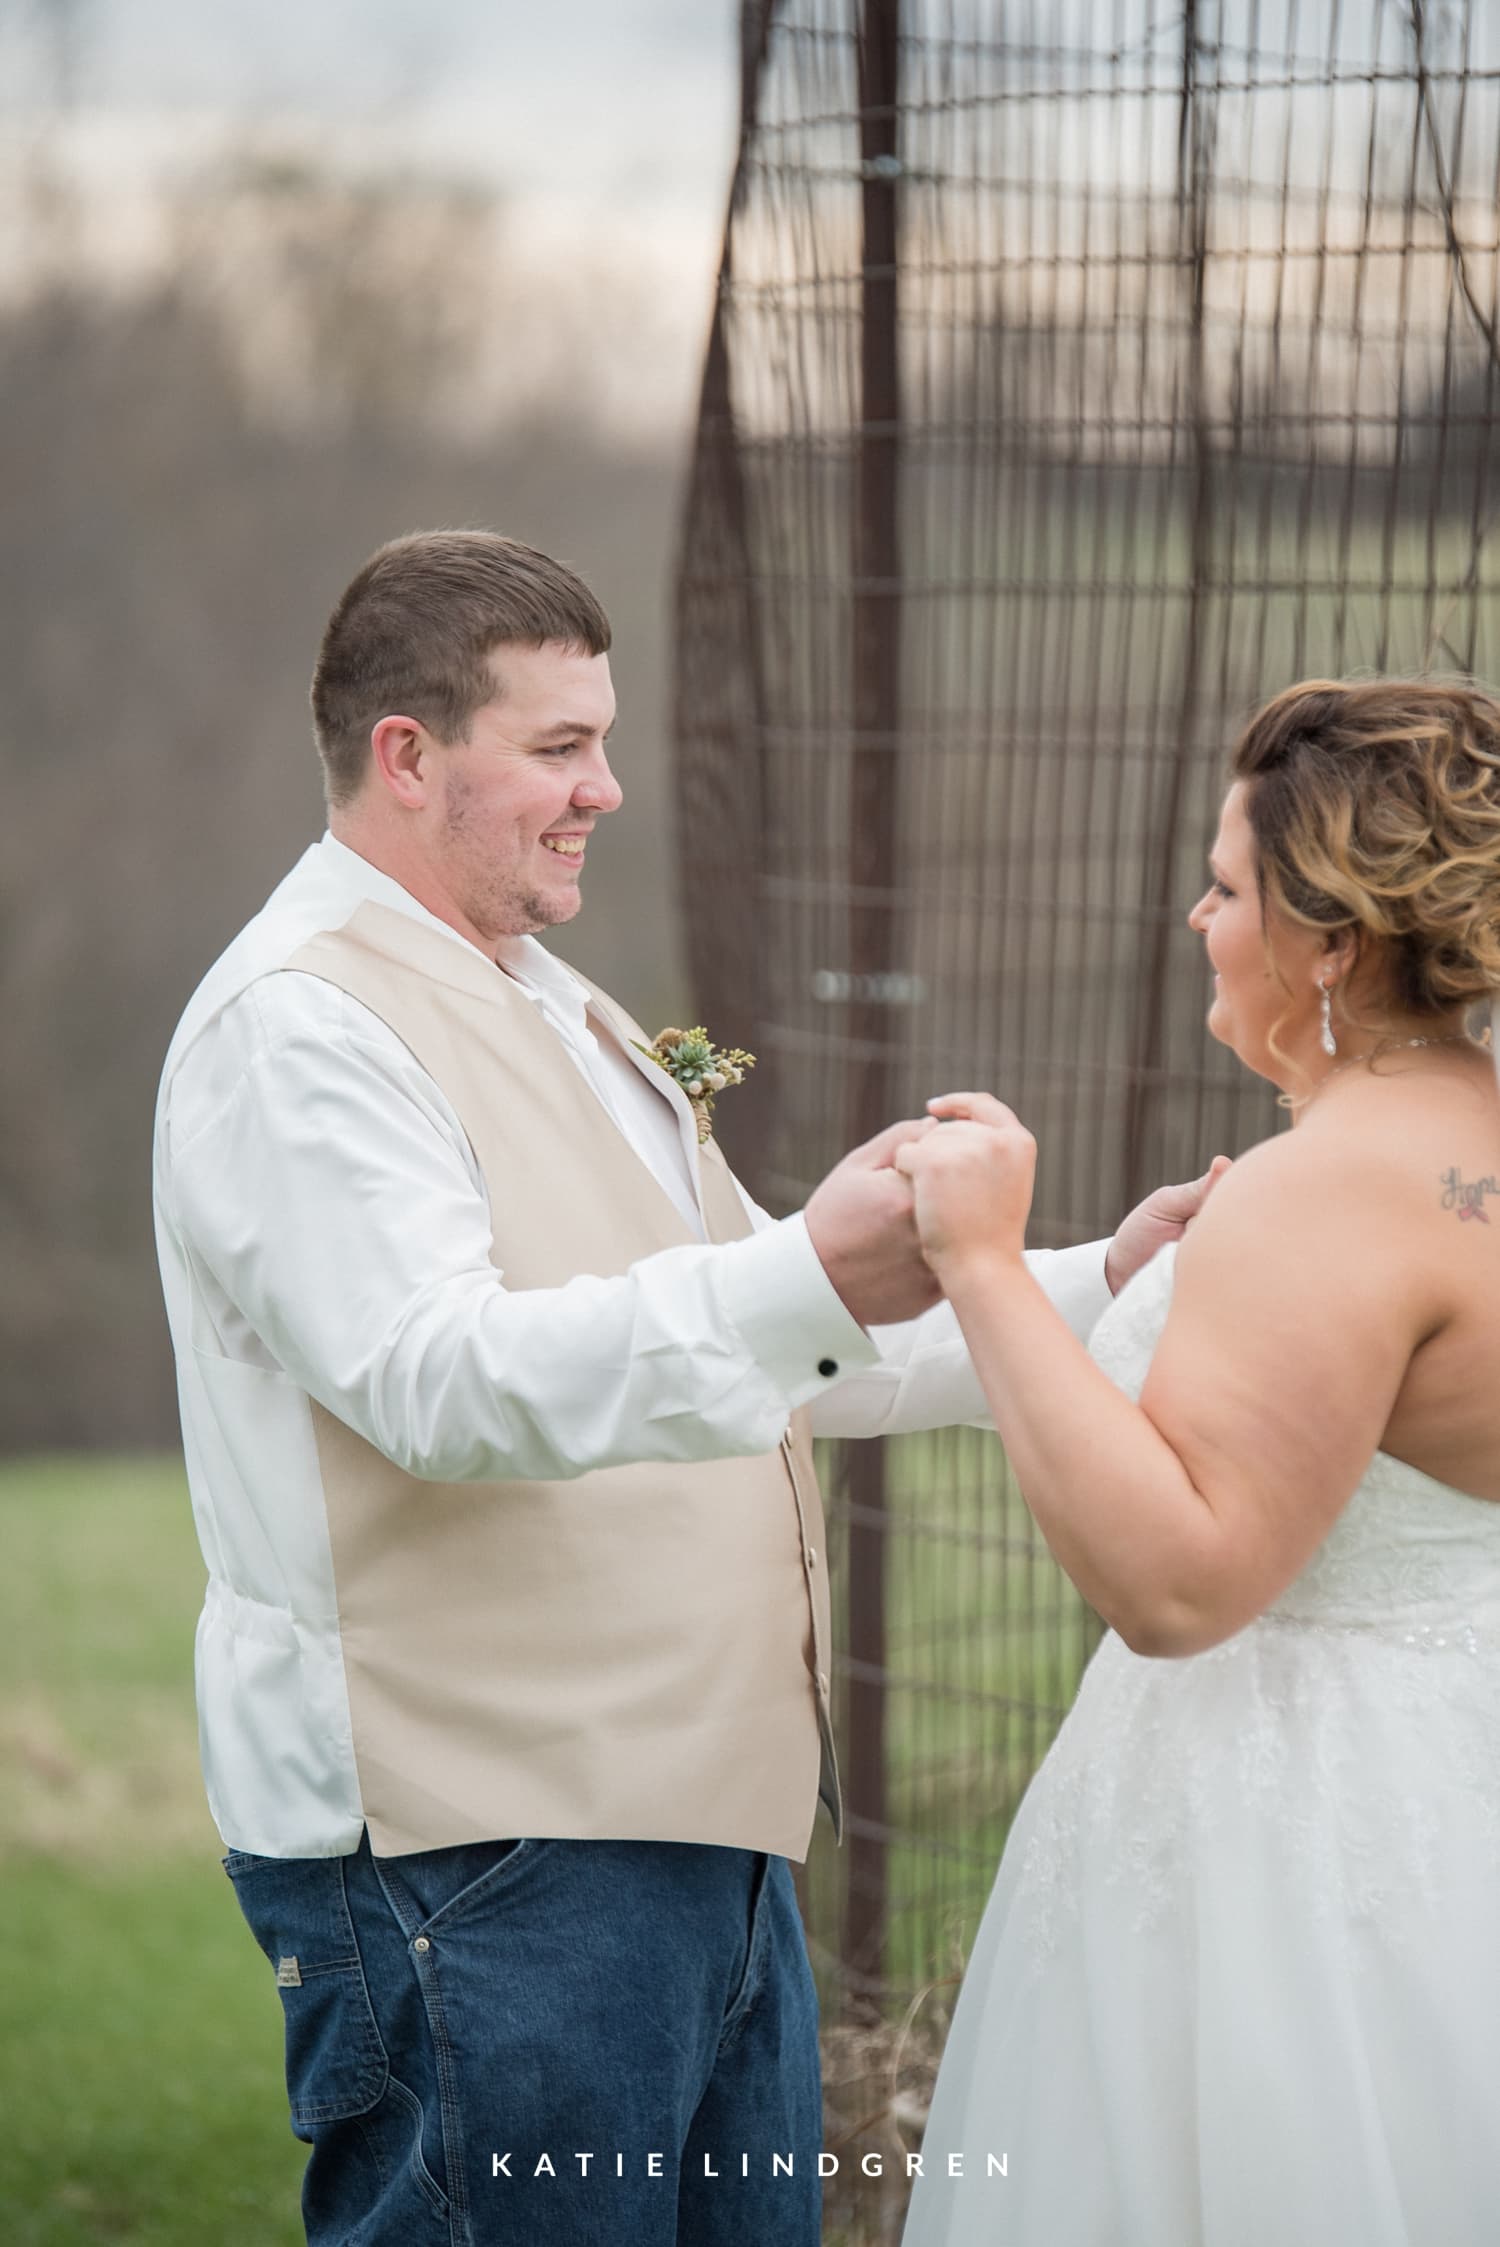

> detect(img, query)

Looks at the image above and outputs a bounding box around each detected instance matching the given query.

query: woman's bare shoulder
[1178,1109,1389,1226]
[1303,1063,1500,1216]
[1177,1065,1500,1296]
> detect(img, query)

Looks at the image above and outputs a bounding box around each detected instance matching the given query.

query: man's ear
[369,715,433,810]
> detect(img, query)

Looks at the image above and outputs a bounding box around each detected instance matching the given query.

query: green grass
[0,1853,306,2245]
[0,1456,305,2245]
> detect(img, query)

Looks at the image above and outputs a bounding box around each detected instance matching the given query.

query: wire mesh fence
[674,0,1500,2215]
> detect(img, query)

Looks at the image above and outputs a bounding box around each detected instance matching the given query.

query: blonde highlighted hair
[1230,677,1500,1016]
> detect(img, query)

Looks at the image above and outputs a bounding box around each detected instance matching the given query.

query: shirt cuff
[1023,1238,1113,1343]
[714,1212,881,1405]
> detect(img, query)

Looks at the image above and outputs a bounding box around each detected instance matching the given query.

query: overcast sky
[0,1,741,432]
[3,0,737,213]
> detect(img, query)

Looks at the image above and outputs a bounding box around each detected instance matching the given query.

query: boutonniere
[634,1025,756,1144]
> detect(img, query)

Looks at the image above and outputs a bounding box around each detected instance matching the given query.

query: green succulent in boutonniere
[635,1025,756,1144]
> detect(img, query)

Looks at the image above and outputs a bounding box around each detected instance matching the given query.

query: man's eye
[541,743,576,756]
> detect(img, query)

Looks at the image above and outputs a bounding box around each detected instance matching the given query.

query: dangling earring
[1319,976,1337,1057]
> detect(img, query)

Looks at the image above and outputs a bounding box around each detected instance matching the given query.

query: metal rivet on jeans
[413,1935,431,1953]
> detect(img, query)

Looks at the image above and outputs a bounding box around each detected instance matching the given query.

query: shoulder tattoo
[1440,1166,1500,1225]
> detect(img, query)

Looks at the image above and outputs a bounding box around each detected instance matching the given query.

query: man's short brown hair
[311,529,612,806]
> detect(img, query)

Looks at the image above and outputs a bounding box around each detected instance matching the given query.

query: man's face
[434,641,621,942]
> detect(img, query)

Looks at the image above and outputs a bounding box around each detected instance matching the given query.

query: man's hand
[1105,1156,1233,1295]
[804,1119,944,1327]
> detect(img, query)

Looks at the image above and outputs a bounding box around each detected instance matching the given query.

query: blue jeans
[225,1833,822,2246]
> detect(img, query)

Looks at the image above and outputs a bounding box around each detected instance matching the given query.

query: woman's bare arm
[900,1111,1443,1655]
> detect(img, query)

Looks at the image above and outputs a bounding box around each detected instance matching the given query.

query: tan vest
[282,901,839,1861]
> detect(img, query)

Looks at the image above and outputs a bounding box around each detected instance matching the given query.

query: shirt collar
[316,832,587,1025]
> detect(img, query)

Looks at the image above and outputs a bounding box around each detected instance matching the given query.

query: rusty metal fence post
[842,0,903,2003]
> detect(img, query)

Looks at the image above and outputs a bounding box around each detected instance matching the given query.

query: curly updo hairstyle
[1229,677,1500,1018]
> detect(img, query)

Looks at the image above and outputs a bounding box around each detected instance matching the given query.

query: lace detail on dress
[1011,1242,1500,1974]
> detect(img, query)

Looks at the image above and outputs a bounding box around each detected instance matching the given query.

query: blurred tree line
[1,148,691,1452]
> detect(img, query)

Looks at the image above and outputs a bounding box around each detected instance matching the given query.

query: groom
[153,529,1214,2247]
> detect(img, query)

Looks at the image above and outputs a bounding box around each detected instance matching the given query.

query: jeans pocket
[376,1834,547,1937]
[225,1851,390,2130]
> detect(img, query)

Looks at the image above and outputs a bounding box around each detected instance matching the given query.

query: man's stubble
[441,770,569,944]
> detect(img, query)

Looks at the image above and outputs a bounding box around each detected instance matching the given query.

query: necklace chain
[1308,1032,1480,1103]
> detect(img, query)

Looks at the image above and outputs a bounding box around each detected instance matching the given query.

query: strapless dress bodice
[1089,1240,1500,1646]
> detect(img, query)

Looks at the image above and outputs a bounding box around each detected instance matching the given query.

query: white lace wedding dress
[902,1240,1500,2247]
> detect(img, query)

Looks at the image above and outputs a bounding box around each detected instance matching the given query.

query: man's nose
[573,747,623,815]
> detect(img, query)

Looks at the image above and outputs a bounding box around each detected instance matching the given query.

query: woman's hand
[891,1091,1037,1270]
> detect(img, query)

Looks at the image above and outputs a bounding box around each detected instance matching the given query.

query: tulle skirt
[900,1615,1500,2247]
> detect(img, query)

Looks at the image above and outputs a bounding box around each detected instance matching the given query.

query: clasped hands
[804,1095,1232,1328]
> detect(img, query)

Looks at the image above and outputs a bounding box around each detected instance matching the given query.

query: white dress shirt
[153,834,1112,1851]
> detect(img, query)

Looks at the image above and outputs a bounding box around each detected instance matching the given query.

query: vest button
[806,1546,818,1569]
[817,1358,839,1378]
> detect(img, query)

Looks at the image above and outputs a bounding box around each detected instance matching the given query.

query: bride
[896,678,1500,2246]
